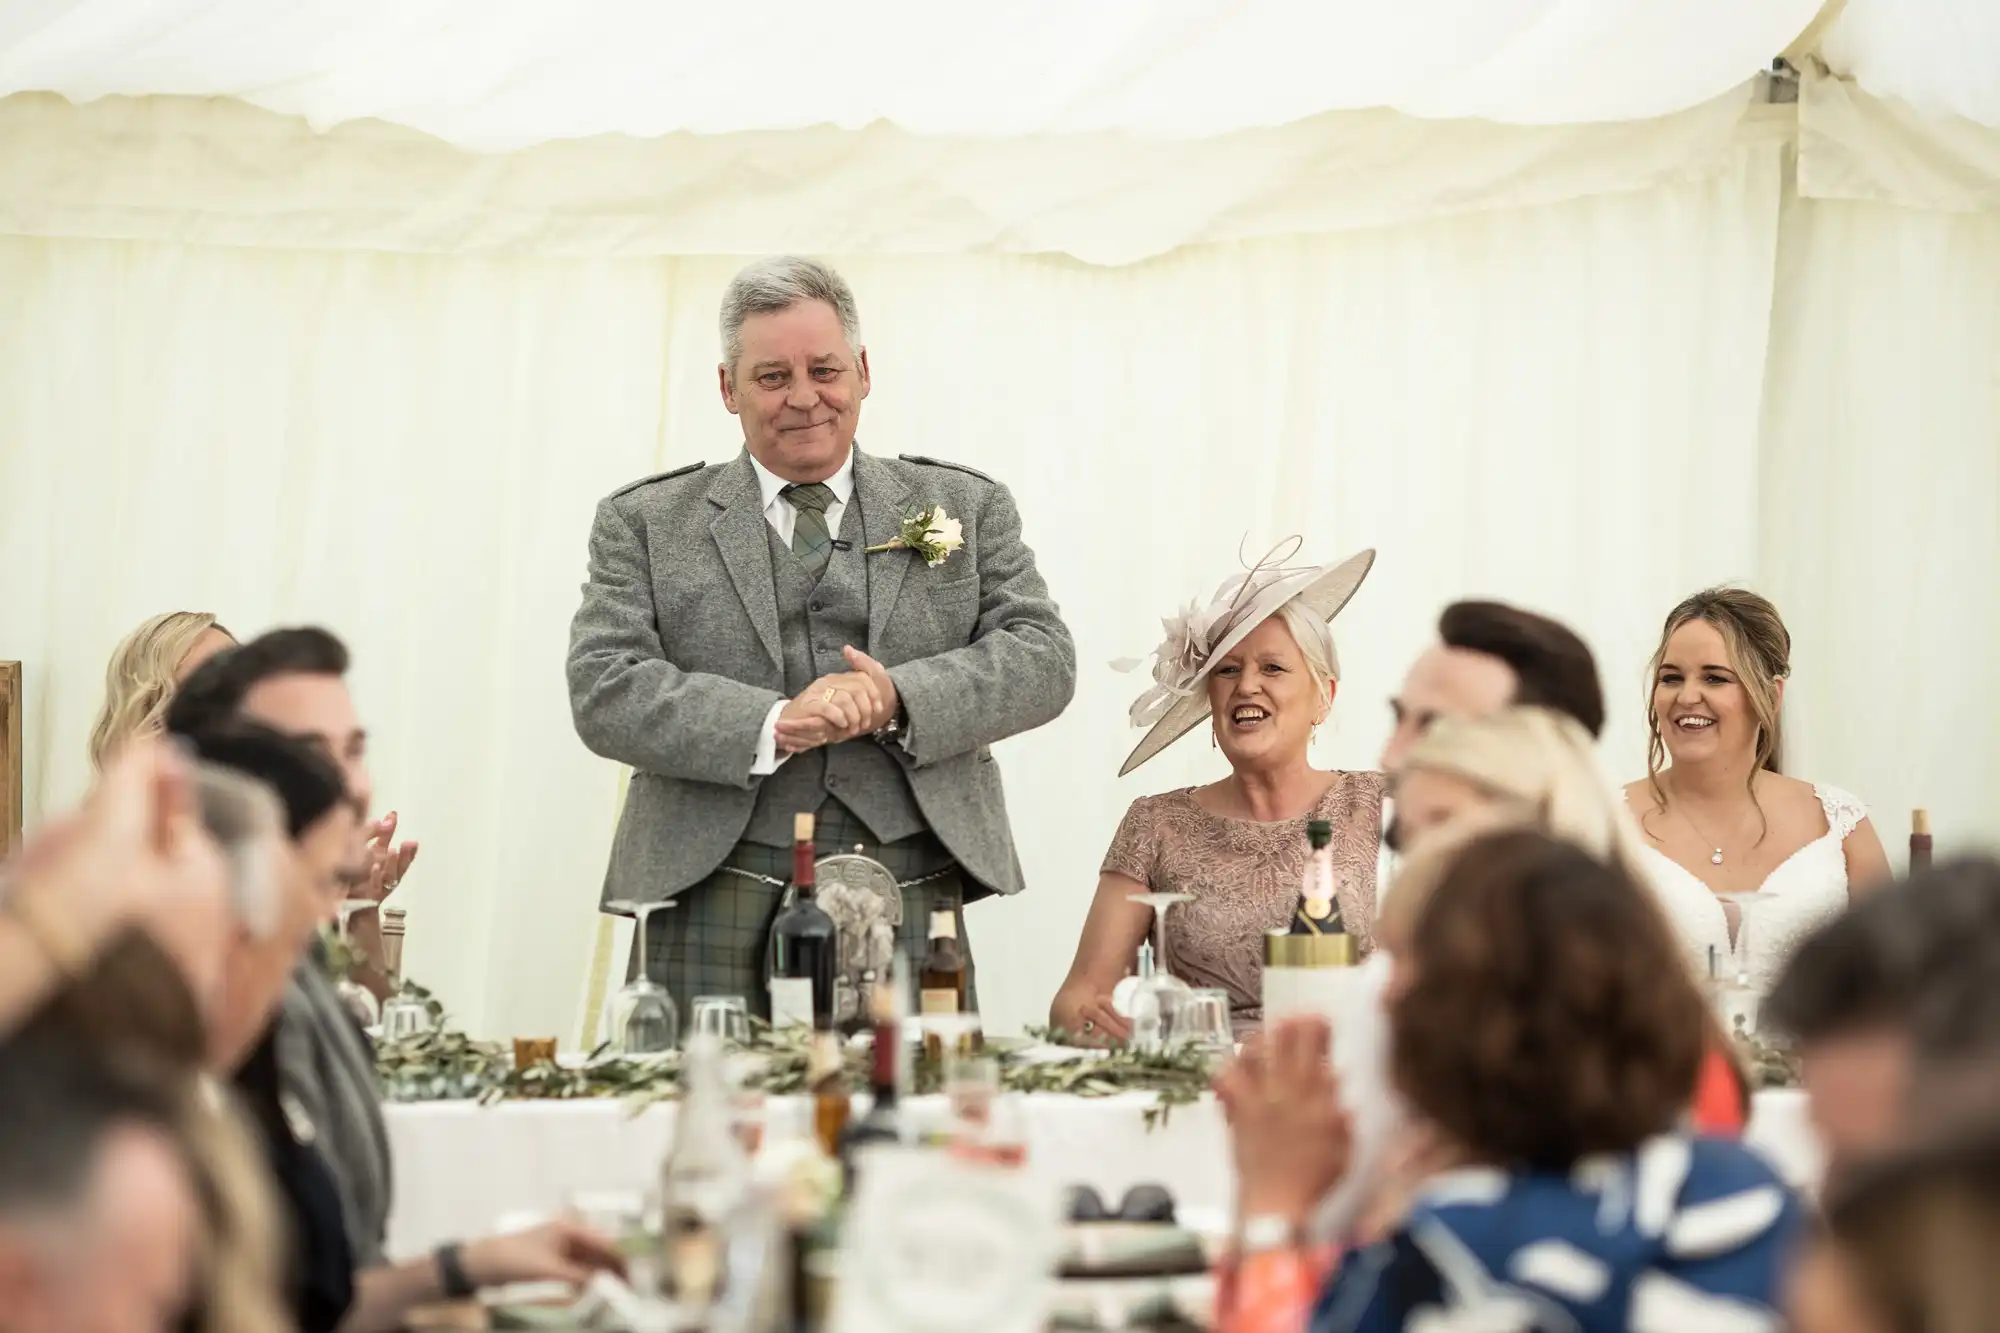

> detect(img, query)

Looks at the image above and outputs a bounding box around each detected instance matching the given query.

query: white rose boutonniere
[865,503,965,568]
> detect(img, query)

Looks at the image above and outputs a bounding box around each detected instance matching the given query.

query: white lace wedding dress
[1629,784,1868,996]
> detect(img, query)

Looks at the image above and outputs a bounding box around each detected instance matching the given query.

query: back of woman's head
[1825,1127,2000,1333]
[88,612,231,771]
[1401,706,1650,881]
[1390,829,1707,1171]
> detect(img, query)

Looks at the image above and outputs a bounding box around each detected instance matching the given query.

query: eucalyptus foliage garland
[374,1006,1215,1127]
[360,952,1798,1116]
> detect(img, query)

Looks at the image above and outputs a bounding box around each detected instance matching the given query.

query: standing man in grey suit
[568,256,1077,1014]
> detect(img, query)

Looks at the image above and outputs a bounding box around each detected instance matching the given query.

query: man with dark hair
[0,1036,202,1333]
[1381,600,1605,774]
[1376,601,1605,856]
[169,629,414,972]
[1435,601,1606,737]
[166,631,615,1310]
[168,629,397,1269]
[163,628,350,734]
[1766,857,2000,1178]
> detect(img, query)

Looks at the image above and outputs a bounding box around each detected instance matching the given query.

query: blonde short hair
[88,612,229,771]
[1399,706,1650,883]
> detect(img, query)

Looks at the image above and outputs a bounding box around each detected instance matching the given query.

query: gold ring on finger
[822,687,837,703]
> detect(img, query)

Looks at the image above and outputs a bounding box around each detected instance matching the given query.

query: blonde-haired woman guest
[1051,542,1382,1041]
[89,612,235,769]
[1393,705,1750,1131]
[1392,705,1648,883]
[1623,588,1890,996]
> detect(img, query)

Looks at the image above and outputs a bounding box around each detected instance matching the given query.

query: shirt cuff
[750,700,792,776]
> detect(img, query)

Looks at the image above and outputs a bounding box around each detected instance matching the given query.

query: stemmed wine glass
[606,900,680,1056]
[1126,892,1195,1051]
[334,899,382,1029]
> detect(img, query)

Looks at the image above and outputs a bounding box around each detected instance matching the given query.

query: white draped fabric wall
[2,0,1997,1039]
[13,127,1994,1043]
[1758,192,2000,859]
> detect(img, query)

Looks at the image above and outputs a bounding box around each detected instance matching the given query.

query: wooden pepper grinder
[1910,809,1933,873]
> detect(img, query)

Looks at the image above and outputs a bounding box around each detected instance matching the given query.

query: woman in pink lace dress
[1050,542,1385,1041]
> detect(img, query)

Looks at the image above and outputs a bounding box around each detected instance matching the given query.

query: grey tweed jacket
[567,448,1076,904]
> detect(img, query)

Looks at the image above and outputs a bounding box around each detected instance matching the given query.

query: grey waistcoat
[741,508,926,848]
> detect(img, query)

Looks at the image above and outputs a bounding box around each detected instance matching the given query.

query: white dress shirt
[748,449,857,775]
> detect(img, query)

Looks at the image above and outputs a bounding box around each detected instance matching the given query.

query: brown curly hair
[1389,829,1707,1171]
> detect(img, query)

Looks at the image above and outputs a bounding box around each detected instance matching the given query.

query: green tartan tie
[781,482,837,581]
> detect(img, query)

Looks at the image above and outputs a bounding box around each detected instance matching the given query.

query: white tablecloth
[382,1089,1818,1258]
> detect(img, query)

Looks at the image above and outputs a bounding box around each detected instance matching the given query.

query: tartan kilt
[623,799,977,1021]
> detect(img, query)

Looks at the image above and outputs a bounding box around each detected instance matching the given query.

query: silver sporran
[816,849,902,1026]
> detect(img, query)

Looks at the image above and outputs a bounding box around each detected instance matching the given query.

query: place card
[829,1146,1060,1333]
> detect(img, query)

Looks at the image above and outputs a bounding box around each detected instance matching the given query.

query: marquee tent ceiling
[0,0,1991,152]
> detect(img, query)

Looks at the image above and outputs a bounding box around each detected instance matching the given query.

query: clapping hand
[774,647,901,755]
[1213,1015,1353,1226]
[359,810,419,903]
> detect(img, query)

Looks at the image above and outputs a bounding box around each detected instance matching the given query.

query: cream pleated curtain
[1,78,1996,1039]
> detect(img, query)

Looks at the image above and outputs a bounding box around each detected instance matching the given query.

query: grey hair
[718,256,863,374]
[192,763,286,940]
[1275,601,1341,692]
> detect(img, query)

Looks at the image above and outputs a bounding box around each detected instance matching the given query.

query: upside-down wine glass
[334,899,382,1029]
[1714,893,1760,1040]
[605,900,681,1055]
[1125,892,1195,1051]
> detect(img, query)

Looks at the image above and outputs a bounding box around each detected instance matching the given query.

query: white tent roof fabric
[0,0,1993,149]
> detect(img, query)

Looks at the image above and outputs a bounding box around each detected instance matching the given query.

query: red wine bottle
[837,971,903,1187]
[768,812,838,1030]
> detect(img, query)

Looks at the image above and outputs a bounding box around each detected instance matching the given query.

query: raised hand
[1214,1015,1353,1225]
[5,738,233,999]
[360,811,419,904]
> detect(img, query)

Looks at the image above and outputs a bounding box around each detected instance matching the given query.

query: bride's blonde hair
[88,612,230,771]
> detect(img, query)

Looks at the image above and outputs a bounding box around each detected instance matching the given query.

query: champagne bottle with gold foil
[1288,819,1344,936]
[1264,820,1357,1021]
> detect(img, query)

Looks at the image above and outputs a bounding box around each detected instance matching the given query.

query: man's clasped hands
[774,645,902,756]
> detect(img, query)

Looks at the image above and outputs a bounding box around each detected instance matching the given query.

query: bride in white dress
[1623,588,1891,994]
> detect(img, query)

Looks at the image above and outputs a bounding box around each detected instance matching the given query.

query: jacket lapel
[708,455,783,670]
[856,450,913,652]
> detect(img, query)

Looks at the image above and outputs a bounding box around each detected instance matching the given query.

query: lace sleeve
[1816,785,1869,842]
[1100,795,1163,886]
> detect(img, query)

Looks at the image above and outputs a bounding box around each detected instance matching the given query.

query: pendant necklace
[1674,797,1730,866]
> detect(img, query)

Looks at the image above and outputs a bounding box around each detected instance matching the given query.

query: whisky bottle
[918,905,967,1015]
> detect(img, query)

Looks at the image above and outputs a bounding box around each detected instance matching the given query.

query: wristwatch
[1237,1214,1302,1255]
[434,1242,476,1300]
[873,702,908,742]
